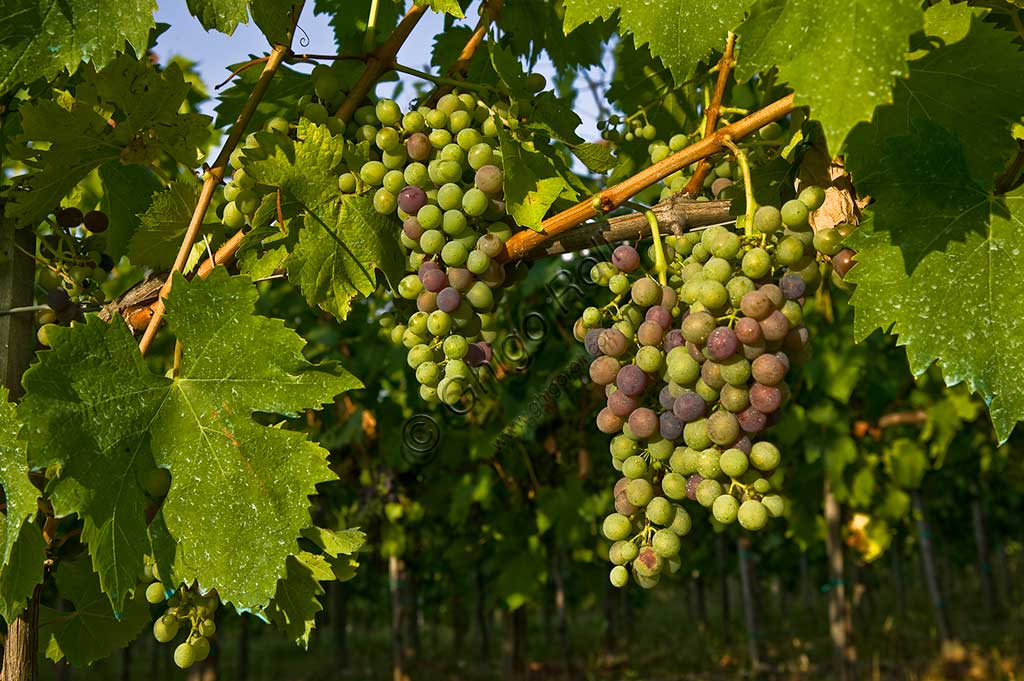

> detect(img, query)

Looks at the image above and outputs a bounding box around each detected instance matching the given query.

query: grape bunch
[334,92,514,405]
[579,185,830,589]
[144,571,220,670]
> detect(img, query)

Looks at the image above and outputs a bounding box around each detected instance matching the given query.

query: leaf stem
[364,0,382,52]
[138,2,306,357]
[644,211,668,286]
[721,136,755,236]
[392,63,495,94]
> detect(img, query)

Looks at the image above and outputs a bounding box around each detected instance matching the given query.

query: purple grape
[700,361,726,390]
[673,391,705,422]
[659,411,683,440]
[421,267,448,293]
[418,259,439,276]
[735,317,762,345]
[664,329,684,352]
[403,217,425,240]
[627,407,658,439]
[416,291,438,312]
[612,245,640,272]
[447,267,474,291]
[637,321,665,346]
[645,305,672,330]
[466,341,493,367]
[598,328,628,357]
[706,327,738,361]
[584,329,604,357]
[735,435,752,454]
[474,165,503,194]
[737,407,767,434]
[608,390,638,418]
[659,385,675,410]
[759,283,784,308]
[589,356,620,385]
[687,342,707,364]
[784,327,809,353]
[779,273,806,300]
[616,364,647,396]
[398,186,428,214]
[749,383,783,413]
[686,474,704,501]
[437,287,461,313]
[760,310,790,341]
[406,133,431,161]
[596,408,624,434]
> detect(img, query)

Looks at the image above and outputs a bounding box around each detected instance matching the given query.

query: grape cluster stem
[682,33,737,197]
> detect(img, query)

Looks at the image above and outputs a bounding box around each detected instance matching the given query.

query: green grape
[146,582,166,604]
[738,499,769,530]
[398,274,423,300]
[719,448,749,478]
[448,110,472,132]
[742,248,771,278]
[753,477,772,494]
[647,438,673,461]
[403,111,426,132]
[610,435,639,461]
[359,161,387,186]
[190,636,211,662]
[634,346,662,373]
[428,128,452,148]
[406,344,433,368]
[418,204,443,230]
[373,188,397,214]
[683,419,712,450]
[303,102,329,125]
[440,143,466,165]
[174,642,196,669]
[646,496,675,526]
[695,478,723,507]
[221,202,245,229]
[426,309,452,335]
[813,227,843,256]
[198,618,216,638]
[662,472,687,500]
[466,249,490,275]
[798,185,825,210]
[338,173,357,193]
[762,494,785,518]
[443,334,468,359]
[609,565,629,588]
[698,280,728,310]
[375,99,402,127]
[467,142,493,169]
[750,441,781,471]
[153,614,180,643]
[383,170,406,194]
[223,183,241,202]
[625,478,655,507]
[602,513,633,541]
[649,530,680,561]
[669,506,692,536]
[703,257,732,283]
[642,123,657,140]
[775,236,806,266]
[712,494,739,523]
[622,455,647,479]
[142,468,171,498]
[375,126,400,152]
[441,240,468,266]
[462,188,488,217]
[753,205,783,233]
[415,361,440,385]
[436,183,463,210]
[404,162,429,187]
[466,281,494,309]
[781,199,809,228]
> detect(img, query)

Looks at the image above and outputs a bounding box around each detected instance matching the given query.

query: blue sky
[152,1,605,139]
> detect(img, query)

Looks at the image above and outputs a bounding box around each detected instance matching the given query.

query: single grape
[153,614,180,643]
[615,365,647,396]
[713,494,740,524]
[627,408,658,440]
[750,441,781,471]
[673,391,706,422]
[659,411,683,440]
[781,199,809,228]
[719,448,749,478]
[706,327,738,361]
[609,565,629,588]
[174,642,196,669]
[462,188,489,216]
[738,499,769,530]
[145,582,166,604]
[83,210,109,232]
[398,186,428,215]
[612,245,640,272]
[749,383,783,413]
[751,353,786,385]
[762,495,786,518]
[142,468,171,498]
[798,185,826,210]
[736,407,767,434]
[695,478,723,507]
[626,478,655,507]
[437,287,462,313]
[832,249,856,278]
[760,310,790,342]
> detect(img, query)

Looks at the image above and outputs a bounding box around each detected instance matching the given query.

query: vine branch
[137,4,305,356]
[499,93,797,263]
[335,4,428,123]
[425,0,504,105]
[683,32,736,197]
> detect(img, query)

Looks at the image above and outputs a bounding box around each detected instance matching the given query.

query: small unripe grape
[602,513,633,541]
[153,614,180,643]
[609,565,629,588]
[174,642,196,669]
[738,499,769,530]
[713,494,739,524]
[146,582,166,604]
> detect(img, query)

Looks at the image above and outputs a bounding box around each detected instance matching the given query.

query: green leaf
[5,54,210,228]
[98,163,163,262]
[736,0,922,152]
[314,0,403,53]
[38,557,149,666]
[849,2,1024,183]
[562,0,753,81]
[250,0,301,45]
[415,0,464,17]
[186,0,249,33]
[245,121,404,319]
[496,124,572,231]
[571,142,617,174]
[128,180,201,268]
[0,0,157,96]
[300,526,365,556]
[264,552,330,647]
[0,389,45,622]
[19,269,360,611]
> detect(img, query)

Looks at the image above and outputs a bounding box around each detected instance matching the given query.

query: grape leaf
[98,162,163,262]
[5,54,210,228]
[562,0,753,81]
[415,0,464,18]
[19,269,360,610]
[0,389,45,622]
[300,526,365,555]
[501,0,611,70]
[128,180,202,268]
[571,142,617,174]
[0,0,157,96]
[38,557,149,666]
[848,2,1024,184]
[264,552,331,647]
[244,120,404,319]
[313,0,402,53]
[430,26,474,72]
[186,0,249,34]
[735,0,922,152]
[497,125,573,231]
[846,126,1024,441]
[250,0,301,45]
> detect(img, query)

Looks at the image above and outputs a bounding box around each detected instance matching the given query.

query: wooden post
[716,534,731,639]
[1,204,40,681]
[389,555,407,681]
[550,550,573,677]
[824,479,855,681]
[969,489,996,617]
[911,490,952,643]
[475,564,490,658]
[737,537,761,672]
[331,583,348,671]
